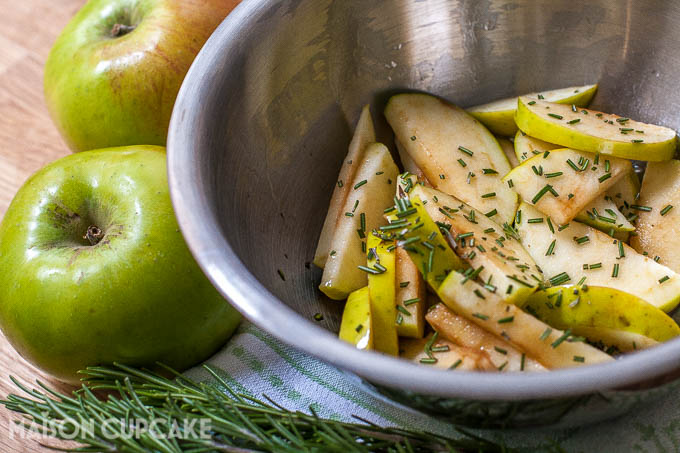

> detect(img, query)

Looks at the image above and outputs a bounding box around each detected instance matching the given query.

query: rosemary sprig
[1,363,518,453]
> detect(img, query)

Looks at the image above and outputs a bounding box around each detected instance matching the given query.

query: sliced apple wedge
[572,327,657,352]
[314,105,376,268]
[516,202,680,312]
[436,269,613,368]
[522,286,680,344]
[574,196,635,234]
[632,160,680,273]
[400,334,495,371]
[606,170,641,221]
[426,302,546,371]
[513,131,560,164]
[319,143,399,300]
[395,247,426,338]
[503,148,631,225]
[396,139,431,187]
[338,286,373,350]
[515,97,677,161]
[468,84,597,137]
[407,184,540,305]
[497,137,519,168]
[385,195,466,290]
[385,93,517,224]
[366,234,399,356]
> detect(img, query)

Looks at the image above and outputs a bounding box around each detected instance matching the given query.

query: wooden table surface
[0,0,85,450]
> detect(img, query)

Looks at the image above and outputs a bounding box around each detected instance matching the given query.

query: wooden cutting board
[0,0,85,450]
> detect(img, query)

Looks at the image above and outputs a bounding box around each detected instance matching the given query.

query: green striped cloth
[187,323,680,452]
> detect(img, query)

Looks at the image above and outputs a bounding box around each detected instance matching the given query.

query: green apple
[574,196,634,235]
[314,105,375,269]
[503,148,631,225]
[394,246,426,338]
[385,93,517,224]
[468,84,597,137]
[632,160,680,273]
[522,286,680,344]
[44,0,239,152]
[0,146,241,383]
[319,143,398,300]
[514,97,677,161]
[516,202,680,312]
[513,131,560,164]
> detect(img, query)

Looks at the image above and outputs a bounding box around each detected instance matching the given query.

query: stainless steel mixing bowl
[167,0,680,428]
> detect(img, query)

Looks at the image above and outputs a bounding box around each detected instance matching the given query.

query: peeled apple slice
[319,143,398,300]
[515,97,677,161]
[516,202,680,312]
[436,269,612,369]
[632,160,680,273]
[513,131,560,164]
[396,139,431,186]
[426,302,545,371]
[497,137,519,168]
[366,234,399,356]
[385,93,517,224]
[468,84,597,137]
[522,286,680,344]
[338,287,373,349]
[315,105,375,268]
[503,148,631,225]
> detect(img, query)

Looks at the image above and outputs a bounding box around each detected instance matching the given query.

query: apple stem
[84,226,105,246]
[111,24,137,38]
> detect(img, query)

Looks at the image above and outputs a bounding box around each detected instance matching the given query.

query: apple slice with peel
[426,302,546,371]
[385,93,517,224]
[394,247,426,338]
[400,334,495,371]
[573,327,657,353]
[314,105,375,268]
[514,131,560,164]
[503,148,631,225]
[468,84,597,137]
[574,196,635,234]
[516,202,680,312]
[607,171,640,221]
[515,97,677,161]
[319,143,398,300]
[632,160,680,273]
[436,269,612,369]
[403,183,540,305]
[522,286,680,345]
[338,287,373,350]
[497,137,519,168]
[366,234,399,356]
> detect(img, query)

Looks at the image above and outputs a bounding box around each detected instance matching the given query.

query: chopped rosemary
[497,316,514,324]
[458,145,474,156]
[661,205,674,216]
[353,180,367,190]
[547,113,563,120]
[567,118,581,125]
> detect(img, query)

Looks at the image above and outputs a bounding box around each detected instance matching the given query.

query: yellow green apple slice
[607,170,641,220]
[407,183,540,305]
[338,286,373,350]
[516,202,680,312]
[314,105,375,269]
[468,84,597,137]
[365,234,399,355]
[502,148,631,225]
[515,97,677,161]
[394,247,426,338]
[319,143,398,300]
[385,93,517,224]
[400,334,495,371]
[522,286,680,345]
[574,196,635,234]
[572,328,657,352]
[513,131,560,164]
[632,160,680,273]
[436,269,612,369]
[426,302,545,371]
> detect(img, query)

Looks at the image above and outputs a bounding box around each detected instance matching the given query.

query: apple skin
[0,146,240,383]
[44,0,239,152]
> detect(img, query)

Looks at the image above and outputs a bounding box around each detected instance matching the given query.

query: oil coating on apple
[44,0,240,152]
[0,146,241,383]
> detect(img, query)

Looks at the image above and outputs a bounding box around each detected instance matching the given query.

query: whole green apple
[44,0,239,152]
[0,146,240,383]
